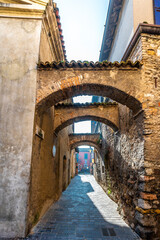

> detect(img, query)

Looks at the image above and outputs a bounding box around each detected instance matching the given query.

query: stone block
[140,192,157,200]
[135,211,156,227]
[138,199,152,209]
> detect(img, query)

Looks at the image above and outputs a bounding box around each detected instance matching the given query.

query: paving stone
[25,174,140,240]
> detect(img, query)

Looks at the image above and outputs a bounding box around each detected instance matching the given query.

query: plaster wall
[28,108,72,232]
[39,21,55,62]
[109,0,134,62]
[28,108,57,231]
[70,150,76,178]
[59,128,71,192]
[133,0,154,31]
[0,18,42,237]
[109,0,154,62]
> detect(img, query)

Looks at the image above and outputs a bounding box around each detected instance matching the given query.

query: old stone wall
[97,33,160,240]
[127,33,160,239]
[135,34,160,240]
[0,18,42,237]
[98,104,144,233]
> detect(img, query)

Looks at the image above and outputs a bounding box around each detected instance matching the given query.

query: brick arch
[55,115,118,134]
[54,103,119,134]
[69,133,101,150]
[37,62,142,114]
[71,141,100,152]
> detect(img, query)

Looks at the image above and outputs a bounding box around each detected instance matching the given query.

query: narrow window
[154,0,160,25]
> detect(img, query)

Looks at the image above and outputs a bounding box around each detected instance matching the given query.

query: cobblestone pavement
[26,174,140,240]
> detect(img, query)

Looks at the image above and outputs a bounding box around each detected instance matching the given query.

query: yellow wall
[133,0,154,31]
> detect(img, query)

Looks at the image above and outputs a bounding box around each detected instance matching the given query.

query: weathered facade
[96,25,160,240]
[0,0,72,237]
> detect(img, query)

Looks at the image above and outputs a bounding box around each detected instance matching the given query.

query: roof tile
[37,60,142,69]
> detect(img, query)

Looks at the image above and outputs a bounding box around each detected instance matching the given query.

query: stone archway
[71,141,101,153]
[69,133,101,152]
[54,103,119,134]
[37,61,142,114]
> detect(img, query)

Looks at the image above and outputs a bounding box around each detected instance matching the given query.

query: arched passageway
[37,61,142,114]
[69,133,101,152]
[71,141,100,152]
[32,62,147,240]
[54,103,119,134]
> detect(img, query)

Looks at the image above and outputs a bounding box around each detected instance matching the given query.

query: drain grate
[108,228,116,236]
[102,228,116,237]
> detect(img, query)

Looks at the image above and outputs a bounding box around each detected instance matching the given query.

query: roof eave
[122,23,160,61]
[99,0,124,62]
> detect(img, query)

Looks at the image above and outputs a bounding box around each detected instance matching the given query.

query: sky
[55,0,109,62]
[55,0,109,135]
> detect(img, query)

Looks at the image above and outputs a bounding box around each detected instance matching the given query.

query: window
[154,0,160,25]
[84,153,88,159]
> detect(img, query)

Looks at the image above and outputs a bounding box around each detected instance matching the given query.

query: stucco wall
[109,0,134,62]
[28,109,71,232]
[133,0,154,31]
[59,128,71,192]
[109,0,154,62]
[0,18,42,237]
[28,108,57,231]
[39,22,55,62]
[70,149,76,178]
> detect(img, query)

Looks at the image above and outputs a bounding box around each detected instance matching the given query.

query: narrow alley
[26,174,140,240]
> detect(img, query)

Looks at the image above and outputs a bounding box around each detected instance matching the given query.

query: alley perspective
[0,0,160,240]
[25,174,140,240]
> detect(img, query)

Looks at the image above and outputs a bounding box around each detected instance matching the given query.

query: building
[0,0,75,237]
[100,0,160,62]
[77,148,92,172]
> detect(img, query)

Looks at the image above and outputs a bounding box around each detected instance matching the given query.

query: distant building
[100,0,160,62]
[77,148,92,172]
